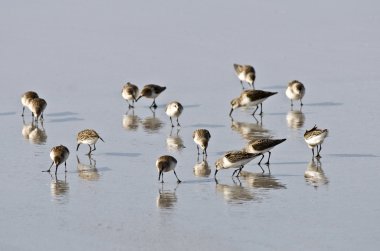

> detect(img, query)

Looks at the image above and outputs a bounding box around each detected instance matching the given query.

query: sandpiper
[156,155,181,183]
[304,125,328,158]
[214,151,260,177]
[165,101,183,127]
[286,80,305,106]
[21,91,39,116]
[245,138,286,165]
[121,82,139,108]
[229,90,277,116]
[192,129,211,156]
[136,84,166,109]
[43,145,70,174]
[233,64,256,89]
[28,98,47,122]
[76,129,104,155]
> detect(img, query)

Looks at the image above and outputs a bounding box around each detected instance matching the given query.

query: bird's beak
[229,108,234,116]
[135,96,142,102]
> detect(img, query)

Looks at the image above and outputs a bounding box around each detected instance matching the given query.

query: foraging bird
[76,129,104,155]
[230,90,277,116]
[192,129,211,156]
[43,145,70,174]
[233,64,256,89]
[121,82,139,108]
[21,91,39,116]
[156,155,181,183]
[286,80,305,106]
[214,151,260,177]
[28,98,47,122]
[165,101,183,127]
[245,138,286,165]
[136,84,166,109]
[304,125,328,158]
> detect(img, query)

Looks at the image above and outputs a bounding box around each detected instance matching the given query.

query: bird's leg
[232,168,239,177]
[176,117,180,127]
[258,163,265,173]
[158,170,162,182]
[197,145,200,155]
[316,145,322,158]
[55,164,58,175]
[236,166,244,177]
[300,99,303,106]
[259,103,263,116]
[93,143,96,151]
[240,81,245,89]
[65,161,67,172]
[252,106,259,116]
[291,100,294,107]
[312,148,315,158]
[173,170,181,183]
[43,162,54,172]
[258,154,265,165]
[22,107,25,116]
[265,151,271,165]
[170,117,174,127]
[87,145,92,155]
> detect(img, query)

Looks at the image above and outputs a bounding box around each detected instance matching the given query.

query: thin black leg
[258,163,264,173]
[87,145,92,155]
[176,117,180,127]
[170,117,174,127]
[22,107,25,116]
[252,106,259,115]
[173,170,181,183]
[265,151,271,165]
[259,103,263,116]
[258,154,265,165]
[197,145,200,155]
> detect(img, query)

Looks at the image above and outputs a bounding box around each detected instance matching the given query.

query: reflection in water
[304,159,329,188]
[141,109,163,133]
[156,184,179,209]
[230,117,270,141]
[239,171,287,190]
[286,108,305,129]
[193,158,211,177]
[122,109,140,131]
[166,128,185,152]
[215,178,256,204]
[22,119,47,144]
[49,173,69,203]
[77,155,100,181]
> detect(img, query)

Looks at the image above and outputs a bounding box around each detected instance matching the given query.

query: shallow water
[1,0,380,250]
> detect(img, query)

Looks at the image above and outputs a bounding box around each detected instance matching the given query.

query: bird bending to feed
[21,91,39,116]
[136,84,166,109]
[286,80,305,106]
[76,129,104,155]
[122,82,139,108]
[28,98,47,122]
[304,125,328,158]
[245,138,286,165]
[229,90,277,116]
[43,145,70,174]
[165,101,183,127]
[192,129,211,156]
[233,64,256,89]
[214,151,260,177]
[156,155,181,183]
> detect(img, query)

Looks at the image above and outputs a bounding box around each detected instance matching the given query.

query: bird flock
[21,63,328,182]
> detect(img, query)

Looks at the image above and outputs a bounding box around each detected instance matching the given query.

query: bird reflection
[156,183,179,209]
[122,109,140,131]
[166,128,185,152]
[239,171,286,190]
[49,173,69,203]
[230,117,270,141]
[304,159,329,189]
[193,158,211,177]
[286,107,305,129]
[77,155,100,181]
[22,119,47,144]
[141,109,163,133]
[215,178,256,204]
